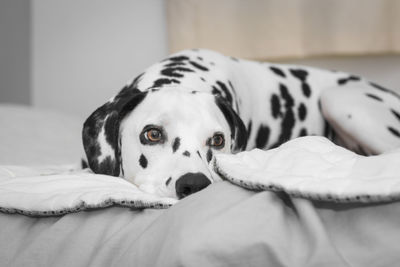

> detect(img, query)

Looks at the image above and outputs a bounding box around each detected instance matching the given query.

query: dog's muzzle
[175,172,211,199]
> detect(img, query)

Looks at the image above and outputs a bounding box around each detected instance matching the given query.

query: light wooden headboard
[166,0,400,60]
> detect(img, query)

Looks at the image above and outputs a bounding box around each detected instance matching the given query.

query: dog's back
[126,49,400,154]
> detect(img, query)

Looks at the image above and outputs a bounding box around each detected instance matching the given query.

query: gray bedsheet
[1,181,400,267]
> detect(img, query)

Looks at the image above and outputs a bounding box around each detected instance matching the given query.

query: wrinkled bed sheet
[2,104,400,267]
[1,181,400,267]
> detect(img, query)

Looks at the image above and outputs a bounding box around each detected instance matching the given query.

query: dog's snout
[175,172,211,199]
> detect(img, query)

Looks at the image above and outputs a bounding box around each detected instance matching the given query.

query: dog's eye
[140,125,166,145]
[209,133,225,149]
[146,129,162,142]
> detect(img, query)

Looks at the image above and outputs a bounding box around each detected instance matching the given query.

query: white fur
[119,88,227,197]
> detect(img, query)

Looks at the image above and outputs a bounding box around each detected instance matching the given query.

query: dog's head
[83,87,247,199]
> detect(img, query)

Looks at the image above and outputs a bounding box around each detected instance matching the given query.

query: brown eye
[140,125,166,145]
[146,129,162,142]
[210,133,225,148]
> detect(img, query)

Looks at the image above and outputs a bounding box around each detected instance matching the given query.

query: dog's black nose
[175,172,211,199]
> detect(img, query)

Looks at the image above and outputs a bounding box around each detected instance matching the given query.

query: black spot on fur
[299,128,308,137]
[279,84,294,107]
[270,66,286,78]
[197,150,202,159]
[230,57,239,62]
[298,103,307,121]
[289,69,311,97]
[391,109,400,122]
[211,86,221,96]
[206,149,213,163]
[168,56,189,62]
[365,93,383,102]
[161,67,194,78]
[197,56,203,61]
[338,75,361,85]
[388,127,400,138]
[166,177,172,186]
[289,69,308,82]
[270,84,295,148]
[271,94,281,119]
[301,83,311,98]
[216,81,233,106]
[153,78,180,87]
[172,137,181,153]
[255,125,270,148]
[369,82,400,99]
[164,62,186,68]
[337,78,347,85]
[200,77,206,82]
[139,154,148,168]
[183,151,190,157]
[189,61,209,71]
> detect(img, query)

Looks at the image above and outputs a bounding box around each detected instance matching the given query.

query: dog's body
[83,49,400,199]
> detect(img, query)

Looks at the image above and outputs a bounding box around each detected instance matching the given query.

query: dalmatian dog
[82,49,400,199]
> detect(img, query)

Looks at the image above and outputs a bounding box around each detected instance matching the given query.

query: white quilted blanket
[215,136,400,202]
[0,165,177,216]
[1,136,399,216]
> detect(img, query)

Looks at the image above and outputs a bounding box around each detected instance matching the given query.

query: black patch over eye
[140,125,166,145]
[207,132,225,149]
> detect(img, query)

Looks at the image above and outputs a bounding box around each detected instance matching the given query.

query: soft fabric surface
[0,165,176,216]
[1,181,400,267]
[215,136,400,203]
[1,136,400,216]
[2,104,400,267]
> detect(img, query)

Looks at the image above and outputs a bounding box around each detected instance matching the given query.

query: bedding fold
[214,136,400,203]
[0,166,177,216]
[1,136,399,217]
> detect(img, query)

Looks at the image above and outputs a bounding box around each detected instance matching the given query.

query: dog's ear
[82,87,147,176]
[215,96,247,152]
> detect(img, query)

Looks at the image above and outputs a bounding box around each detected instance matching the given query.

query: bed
[1,103,400,267]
